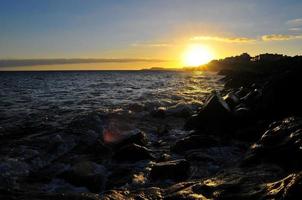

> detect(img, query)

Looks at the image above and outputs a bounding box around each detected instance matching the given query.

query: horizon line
[0,58,170,68]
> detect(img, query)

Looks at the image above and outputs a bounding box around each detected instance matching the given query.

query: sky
[1,0,302,70]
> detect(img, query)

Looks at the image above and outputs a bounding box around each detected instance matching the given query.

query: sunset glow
[0,0,302,70]
[182,44,214,67]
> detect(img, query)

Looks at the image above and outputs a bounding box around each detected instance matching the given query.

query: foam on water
[0,70,223,138]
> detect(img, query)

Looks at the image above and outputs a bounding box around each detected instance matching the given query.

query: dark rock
[157,153,171,162]
[101,165,286,200]
[171,135,219,153]
[113,143,154,162]
[243,117,302,169]
[150,159,190,181]
[151,107,166,118]
[166,104,194,118]
[223,92,240,109]
[265,172,302,200]
[62,161,107,193]
[115,131,148,148]
[185,92,232,132]
[240,88,262,106]
[106,166,133,189]
[281,172,302,200]
[233,105,250,117]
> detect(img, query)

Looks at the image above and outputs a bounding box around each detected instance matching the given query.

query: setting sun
[182,44,214,67]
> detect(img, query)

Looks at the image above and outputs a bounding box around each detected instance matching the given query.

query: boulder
[151,107,166,118]
[223,92,240,110]
[266,172,302,200]
[171,135,219,153]
[150,159,190,181]
[184,92,232,132]
[113,143,154,162]
[62,161,107,193]
[243,117,302,169]
[115,131,148,148]
[166,103,194,118]
[240,88,262,106]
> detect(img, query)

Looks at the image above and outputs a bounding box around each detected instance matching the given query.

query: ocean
[0,70,223,139]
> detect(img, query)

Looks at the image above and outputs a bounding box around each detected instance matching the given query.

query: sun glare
[182,44,214,67]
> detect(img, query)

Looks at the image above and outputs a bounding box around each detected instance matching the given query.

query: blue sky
[0,0,302,69]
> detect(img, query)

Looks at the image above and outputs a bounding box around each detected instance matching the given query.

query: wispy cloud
[0,58,169,68]
[289,27,302,32]
[287,18,302,27]
[131,42,173,47]
[190,36,256,43]
[261,34,302,41]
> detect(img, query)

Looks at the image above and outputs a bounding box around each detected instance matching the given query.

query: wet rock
[115,131,148,148]
[101,165,287,200]
[150,159,190,181]
[233,105,250,117]
[185,92,232,132]
[240,88,262,106]
[106,166,133,189]
[113,143,154,162]
[166,103,194,118]
[101,187,162,200]
[42,178,89,193]
[243,117,302,169]
[62,161,107,193]
[157,153,171,162]
[223,92,240,109]
[151,107,166,118]
[171,135,219,153]
[266,172,302,200]
[29,134,77,170]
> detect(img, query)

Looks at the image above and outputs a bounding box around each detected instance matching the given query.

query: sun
[182,44,214,67]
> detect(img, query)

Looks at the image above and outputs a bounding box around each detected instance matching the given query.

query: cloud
[0,58,169,68]
[190,36,256,43]
[261,34,302,41]
[287,18,302,27]
[131,43,173,47]
[289,27,302,32]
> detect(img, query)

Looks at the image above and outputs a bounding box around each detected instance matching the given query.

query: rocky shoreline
[1,54,302,199]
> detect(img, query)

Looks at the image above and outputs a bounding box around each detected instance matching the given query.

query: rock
[243,117,302,169]
[266,172,302,200]
[99,166,302,200]
[151,107,166,118]
[157,153,171,162]
[106,166,133,189]
[240,88,262,106]
[171,135,219,153]
[184,92,232,132]
[166,103,194,118]
[62,161,107,193]
[223,92,240,109]
[42,178,89,193]
[233,105,250,117]
[113,143,154,162]
[259,70,302,118]
[115,131,148,148]
[150,159,190,181]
